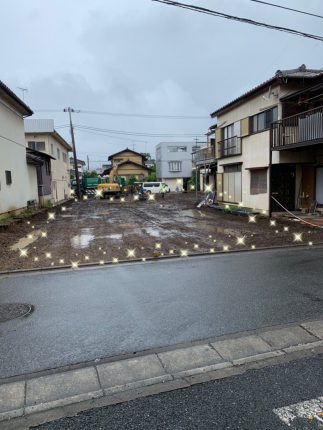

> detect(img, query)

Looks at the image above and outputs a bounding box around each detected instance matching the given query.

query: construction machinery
[97,164,125,199]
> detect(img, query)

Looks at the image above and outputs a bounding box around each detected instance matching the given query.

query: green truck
[71,176,126,196]
[71,177,101,196]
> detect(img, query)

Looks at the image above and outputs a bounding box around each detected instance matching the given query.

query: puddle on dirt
[180,209,202,218]
[106,234,122,240]
[143,227,161,237]
[10,230,42,251]
[71,229,94,249]
[96,233,123,240]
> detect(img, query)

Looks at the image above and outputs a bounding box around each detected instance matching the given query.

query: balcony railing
[193,146,216,164]
[218,136,241,158]
[271,106,323,150]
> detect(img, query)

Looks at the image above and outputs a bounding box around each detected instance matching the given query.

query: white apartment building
[156,142,201,191]
[24,119,72,203]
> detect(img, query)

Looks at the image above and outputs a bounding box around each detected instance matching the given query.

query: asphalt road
[35,355,323,430]
[0,247,323,378]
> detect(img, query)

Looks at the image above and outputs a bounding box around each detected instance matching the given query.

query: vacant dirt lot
[1,193,323,272]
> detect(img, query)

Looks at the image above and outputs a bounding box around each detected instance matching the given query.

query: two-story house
[104,149,150,181]
[24,119,72,203]
[211,65,323,215]
[156,142,202,191]
[0,80,36,215]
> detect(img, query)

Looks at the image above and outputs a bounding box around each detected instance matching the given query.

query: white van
[142,182,170,194]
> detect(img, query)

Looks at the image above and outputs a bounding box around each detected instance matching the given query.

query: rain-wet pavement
[0,247,322,379]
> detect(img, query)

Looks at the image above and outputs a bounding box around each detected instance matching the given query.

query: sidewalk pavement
[1,319,323,426]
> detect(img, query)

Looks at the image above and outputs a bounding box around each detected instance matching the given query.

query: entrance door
[316,167,323,204]
[271,164,296,211]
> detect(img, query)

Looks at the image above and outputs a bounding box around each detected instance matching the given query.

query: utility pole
[87,155,90,171]
[64,107,81,199]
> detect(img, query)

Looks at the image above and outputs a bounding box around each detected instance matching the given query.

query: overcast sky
[1,0,322,168]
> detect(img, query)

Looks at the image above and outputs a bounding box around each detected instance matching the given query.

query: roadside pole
[64,107,81,199]
[195,165,198,200]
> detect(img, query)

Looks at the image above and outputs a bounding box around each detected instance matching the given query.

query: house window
[28,141,45,151]
[57,148,60,160]
[51,144,54,155]
[167,146,187,152]
[250,107,278,134]
[44,160,51,175]
[169,161,182,172]
[5,170,12,185]
[250,168,267,194]
[62,153,67,163]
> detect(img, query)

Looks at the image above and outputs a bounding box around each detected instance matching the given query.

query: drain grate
[0,303,33,322]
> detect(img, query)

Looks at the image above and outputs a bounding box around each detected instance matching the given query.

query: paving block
[260,326,316,349]
[96,354,170,393]
[0,381,25,420]
[301,320,323,339]
[158,344,225,375]
[212,335,272,361]
[26,367,100,407]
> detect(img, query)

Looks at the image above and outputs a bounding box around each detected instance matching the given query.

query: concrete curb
[0,318,322,424]
[1,243,323,277]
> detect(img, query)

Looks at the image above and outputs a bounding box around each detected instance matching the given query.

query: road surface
[0,247,323,378]
[35,355,323,430]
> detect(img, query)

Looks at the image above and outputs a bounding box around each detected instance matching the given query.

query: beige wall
[26,164,39,203]
[25,133,70,203]
[215,84,321,213]
[118,163,148,180]
[0,98,37,214]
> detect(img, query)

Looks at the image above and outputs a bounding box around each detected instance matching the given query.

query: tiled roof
[108,148,146,161]
[210,65,323,117]
[0,80,33,116]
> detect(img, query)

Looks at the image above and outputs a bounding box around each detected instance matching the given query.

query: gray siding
[156,142,196,180]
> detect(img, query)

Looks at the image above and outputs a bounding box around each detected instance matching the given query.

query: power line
[34,108,209,120]
[79,109,208,119]
[74,124,205,137]
[74,127,150,143]
[250,0,323,20]
[152,0,323,42]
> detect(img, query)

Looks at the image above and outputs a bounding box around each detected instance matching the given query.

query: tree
[126,175,137,185]
[188,169,200,191]
[145,162,157,181]
[141,152,151,160]
[84,170,98,178]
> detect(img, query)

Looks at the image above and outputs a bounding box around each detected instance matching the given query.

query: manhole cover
[0,303,33,322]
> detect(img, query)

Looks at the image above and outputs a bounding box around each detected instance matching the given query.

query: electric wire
[34,109,209,119]
[152,0,323,42]
[74,124,204,138]
[250,0,323,20]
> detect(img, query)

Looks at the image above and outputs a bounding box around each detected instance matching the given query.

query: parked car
[142,182,170,193]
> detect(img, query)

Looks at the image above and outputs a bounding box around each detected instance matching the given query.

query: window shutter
[240,118,249,137]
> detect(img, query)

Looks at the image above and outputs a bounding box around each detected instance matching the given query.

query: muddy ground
[0,193,323,272]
